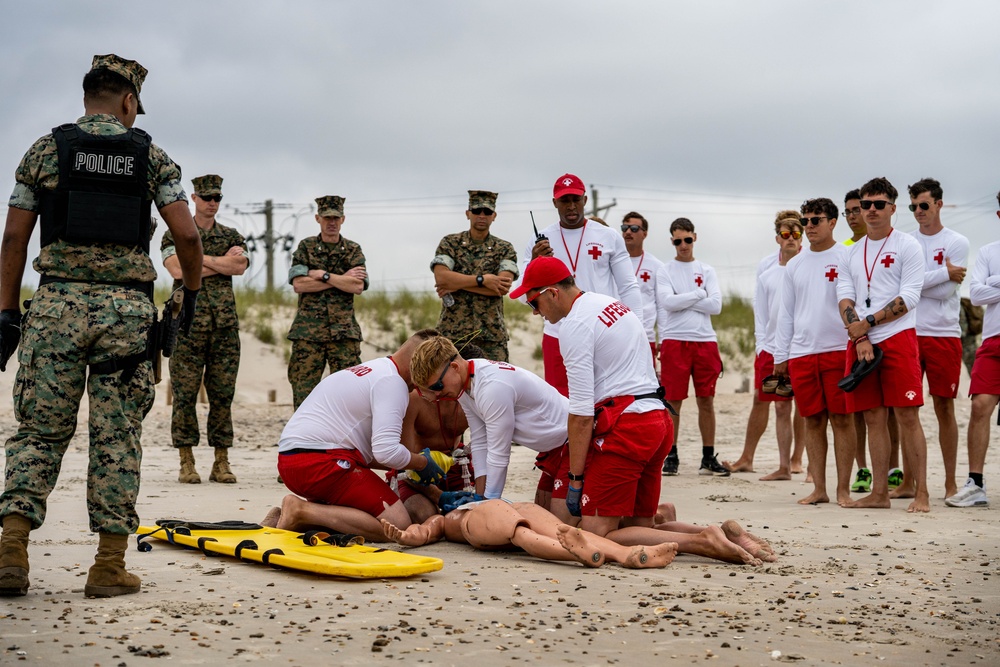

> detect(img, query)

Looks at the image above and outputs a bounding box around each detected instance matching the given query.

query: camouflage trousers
[962,335,978,377]
[472,340,509,363]
[0,283,155,535]
[288,338,361,409]
[169,326,240,448]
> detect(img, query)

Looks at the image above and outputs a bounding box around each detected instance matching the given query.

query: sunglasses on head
[801,216,828,226]
[672,237,694,246]
[470,207,494,216]
[908,202,931,212]
[527,286,557,311]
[198,194,222,202]
[621,224,643,233]
[426,354,457,392]
[779,230,802,239]
[860,199,891,210]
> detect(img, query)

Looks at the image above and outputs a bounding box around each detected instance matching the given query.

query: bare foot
[722,458,755,473]
[843,492,892,509]
[554,525,605,568]
[907,494,931,513]
[797,490,829,505]
[943,482,958,500]
[653,503,677,524]
[260,506,281,528]
[836,492,852,507]
[690,526,761,566]
[721,520,776,562]
[622,542,678,569]
[379,518,441,547]
[759,468,791,481]
[275,494,304,531]
[790,461,804,474]
[890,483,915,499]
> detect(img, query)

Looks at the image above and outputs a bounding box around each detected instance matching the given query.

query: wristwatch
[866,314,877,329]
[476,274,484,287]
[322,272,331,283]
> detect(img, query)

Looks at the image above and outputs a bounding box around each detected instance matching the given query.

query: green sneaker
[851,468,872,493]
[887,468,904,489]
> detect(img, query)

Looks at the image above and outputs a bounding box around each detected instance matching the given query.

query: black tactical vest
[39,124,152,253]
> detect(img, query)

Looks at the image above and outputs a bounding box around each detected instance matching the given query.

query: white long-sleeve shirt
[518,221,642,338]
[970,239,1000,341]
[277,357,413,470]
[655,259,721,343]
[458,360,569,499]
[559,291,662,417]
[754,264,785,355]
[910,227,969,338]
[837,230,924,345]
[630,251,664,342]
[773,244,849,364]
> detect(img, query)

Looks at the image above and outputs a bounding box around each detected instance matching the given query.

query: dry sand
[2,317,998,666]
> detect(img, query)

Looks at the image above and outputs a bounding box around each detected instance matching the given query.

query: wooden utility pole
[233,199,294,291]
[588,185,617,222]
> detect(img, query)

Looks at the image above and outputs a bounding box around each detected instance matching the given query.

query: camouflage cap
[468,190,498,213]
[191,174,223,196]
[316,195,345,217]
[90,54,148,114]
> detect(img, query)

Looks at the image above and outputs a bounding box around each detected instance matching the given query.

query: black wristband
[568,472,584,482]
[476,274,484,287]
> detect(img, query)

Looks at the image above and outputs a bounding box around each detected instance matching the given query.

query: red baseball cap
[553,173,586,199]
[510,256,571,300]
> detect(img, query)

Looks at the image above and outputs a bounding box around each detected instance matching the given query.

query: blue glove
[566,484,583,517]
[414,447,446,485]
[440,492,484,514]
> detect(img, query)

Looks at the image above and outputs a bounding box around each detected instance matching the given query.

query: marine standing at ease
[0,54,202,598]
[432,190,518,361]
[287,195,367,409]
[162,174,248,484]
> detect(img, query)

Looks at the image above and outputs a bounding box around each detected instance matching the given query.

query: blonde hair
[774,209,802,235]
[410,336,460,387]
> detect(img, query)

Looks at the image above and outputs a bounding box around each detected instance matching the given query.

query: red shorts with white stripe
[278,448,399,517]
[659,339,723,400]
[542,334,569,397]
[970,335,1000,396]
[917,335,962,398]
[847,329,924,411]
[755,351,792,403]
[788,351,851,417]
[578,410,667,518]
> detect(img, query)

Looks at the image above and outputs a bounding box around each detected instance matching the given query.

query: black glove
[179,287,199,334]
[0,309,22,372]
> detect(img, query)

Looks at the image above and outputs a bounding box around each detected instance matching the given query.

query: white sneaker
[945,478,989,508]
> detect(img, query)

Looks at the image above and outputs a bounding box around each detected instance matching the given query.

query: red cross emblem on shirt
[933,250,944,265]
[695,275,704,287]
[881,255,895,268]
[825,268,838,282]
[640,271,651,283]
[588,246,602,260]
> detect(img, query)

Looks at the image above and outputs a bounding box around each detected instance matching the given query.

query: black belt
[633,387,678,416]
[280,448,334,456]
[39,275,153,300]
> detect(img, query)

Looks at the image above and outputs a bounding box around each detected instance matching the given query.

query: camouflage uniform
[162,218,247,449]
[287,219,367,409]
[431,191,518,361]
[0,113,184,535]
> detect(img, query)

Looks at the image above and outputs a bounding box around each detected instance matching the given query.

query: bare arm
[432,264,511,297]
[0,207,37,311]
[204,246,249,276]
[566,413,595,484]
[159,201,203,291]
[292,267,365,295]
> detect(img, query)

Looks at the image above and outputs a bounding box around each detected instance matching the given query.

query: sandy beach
[1,318,998,666]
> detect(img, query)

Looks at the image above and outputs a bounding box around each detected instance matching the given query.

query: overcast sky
[2,1,997,297]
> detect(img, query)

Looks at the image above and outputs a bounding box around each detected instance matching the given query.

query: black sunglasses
[427,355,457,392]
[621,224,643,233]
[470,207,494,216]
[908,202,931,212]
[860,200,891,210]
[672,237,694,246]
[198,194,223,202]
[801,216,828,226]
